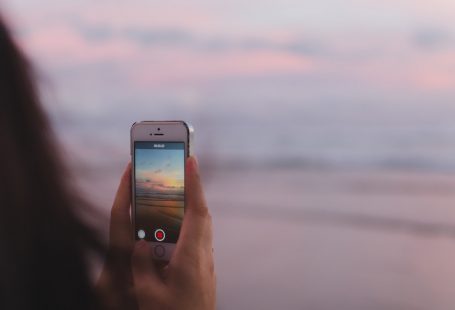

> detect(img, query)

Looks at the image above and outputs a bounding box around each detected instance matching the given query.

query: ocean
[63,104,455,309]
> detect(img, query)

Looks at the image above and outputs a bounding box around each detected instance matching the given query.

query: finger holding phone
[97,121,215,310]
[132,156,216,310]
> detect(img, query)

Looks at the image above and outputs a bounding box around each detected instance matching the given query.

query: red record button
[154,229,165,242]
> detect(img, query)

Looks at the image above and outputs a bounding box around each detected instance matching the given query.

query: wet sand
[135,197,183,242]
[206,168,455,310]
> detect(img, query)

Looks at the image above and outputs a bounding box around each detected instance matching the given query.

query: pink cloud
[131,49,313,86]
[20,24,138,65]
[10,1,455,93]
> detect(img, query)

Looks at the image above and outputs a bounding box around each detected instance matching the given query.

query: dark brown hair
[0,16,103,309]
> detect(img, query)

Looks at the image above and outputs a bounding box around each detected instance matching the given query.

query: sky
[136,147,184,194]
[2,0,455,169]
[5,0,454,90]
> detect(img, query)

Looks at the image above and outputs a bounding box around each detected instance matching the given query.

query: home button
[154,245,165,258]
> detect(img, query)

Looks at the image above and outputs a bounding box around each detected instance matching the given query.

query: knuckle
[189,204,209,218]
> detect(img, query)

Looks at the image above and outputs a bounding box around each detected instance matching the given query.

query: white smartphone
[130,121,193,261]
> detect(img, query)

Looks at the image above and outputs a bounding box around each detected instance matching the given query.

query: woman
[0,14,215,310]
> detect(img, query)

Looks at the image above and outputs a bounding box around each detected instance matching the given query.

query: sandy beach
[77,165,455,310]
[207,167,455,310]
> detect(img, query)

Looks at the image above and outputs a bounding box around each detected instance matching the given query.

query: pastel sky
[5,0,454,90]
[2,0,455,167]
[136,148,184,193]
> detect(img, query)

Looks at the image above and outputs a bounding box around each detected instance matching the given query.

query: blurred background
[3,0,455,309]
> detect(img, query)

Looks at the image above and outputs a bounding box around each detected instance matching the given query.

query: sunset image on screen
[134,142,184,243]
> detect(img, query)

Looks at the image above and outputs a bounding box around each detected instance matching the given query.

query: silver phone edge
[130,120,193,261]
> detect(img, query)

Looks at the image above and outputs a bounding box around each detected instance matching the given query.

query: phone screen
[134,141,185,243]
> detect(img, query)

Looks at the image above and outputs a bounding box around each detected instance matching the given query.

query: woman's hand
[132,156,216,310]
[96,163,137,310]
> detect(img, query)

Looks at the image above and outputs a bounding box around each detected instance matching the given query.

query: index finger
[175,157,213,254]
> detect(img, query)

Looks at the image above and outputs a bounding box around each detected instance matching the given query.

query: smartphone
[131,121,192,260]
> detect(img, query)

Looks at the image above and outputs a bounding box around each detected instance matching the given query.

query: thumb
[132,241,164,300]
[109,162,132,254]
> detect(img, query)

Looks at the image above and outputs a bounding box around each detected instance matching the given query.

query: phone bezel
[130,120,191,261]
